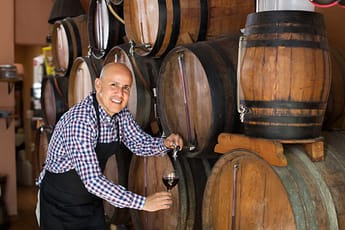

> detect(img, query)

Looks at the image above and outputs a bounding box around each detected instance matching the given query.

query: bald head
[100,63,133,81]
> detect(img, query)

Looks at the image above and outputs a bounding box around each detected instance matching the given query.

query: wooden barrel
[88,0,125,59]
[158,35,241,157]
[128,155,215,230]
[323,48,345,130]
[104,44,162,135]
[51,15,88,77]
[203,131,345,229]
[238,11,331,140]
[123,0,254,57]
[34,125,52,179]
[41,77,69,128]
[103,144,132,226]
[68,56,103,107]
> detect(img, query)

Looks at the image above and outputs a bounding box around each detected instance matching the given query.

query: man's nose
[114,85,125,95]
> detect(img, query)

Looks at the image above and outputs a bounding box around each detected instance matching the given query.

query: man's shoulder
[61,96,95,124]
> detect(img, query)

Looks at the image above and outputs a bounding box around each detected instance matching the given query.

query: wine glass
[162,169,179,192]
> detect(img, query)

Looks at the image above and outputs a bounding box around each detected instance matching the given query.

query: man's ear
[95,78,101,91]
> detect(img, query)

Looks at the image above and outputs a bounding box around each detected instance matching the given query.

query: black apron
[40,94,120,230]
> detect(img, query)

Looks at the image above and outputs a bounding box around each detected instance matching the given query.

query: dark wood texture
[41,77,69,128]
[128,155,213,230]
[123,0,254,57]
[103,145,132,226]
[323,48,345,130]
[158,36,241,157]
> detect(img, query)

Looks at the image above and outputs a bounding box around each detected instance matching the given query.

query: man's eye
[123,86,130,93]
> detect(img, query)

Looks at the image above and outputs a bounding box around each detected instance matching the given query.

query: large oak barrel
[323,48,345,130]
[88,0,125,59]
[41,77,69,128]
[158,35,241,157]
[123,0,254,57]
[104,44,161,135]
[238,11,331,140]
[34,125,52,179]
[203,131,345,229]
[103,144,132,226]
[128,155,215,230]
[51,15,89,77]
[68,56,103,107]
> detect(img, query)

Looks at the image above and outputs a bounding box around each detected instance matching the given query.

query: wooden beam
[214,133,287,167]
[280,137,325,162]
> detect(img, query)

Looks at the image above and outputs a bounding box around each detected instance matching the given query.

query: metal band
[242,100,327,110]
[243,39,329,50]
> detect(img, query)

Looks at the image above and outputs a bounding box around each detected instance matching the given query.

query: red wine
[162,176,179,191]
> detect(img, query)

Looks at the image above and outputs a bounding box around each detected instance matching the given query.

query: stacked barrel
[41,0,345,229]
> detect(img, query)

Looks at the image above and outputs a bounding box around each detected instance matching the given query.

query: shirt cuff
[128,192,146,210]
[158,138,170,155]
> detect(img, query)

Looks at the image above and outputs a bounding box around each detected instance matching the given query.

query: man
[37,63,183,229]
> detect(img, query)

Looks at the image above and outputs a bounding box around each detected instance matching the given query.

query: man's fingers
[142,192,174,212]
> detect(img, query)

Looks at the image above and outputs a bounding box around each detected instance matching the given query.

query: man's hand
[164,133,184,150]
[141,192,173,212]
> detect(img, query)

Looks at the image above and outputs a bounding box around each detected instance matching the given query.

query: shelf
[0,111,17,129]
[0,74,23,94]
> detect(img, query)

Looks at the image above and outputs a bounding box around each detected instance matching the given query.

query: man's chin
[111,105,124,113]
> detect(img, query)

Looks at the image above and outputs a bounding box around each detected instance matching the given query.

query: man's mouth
[111,98,122,104]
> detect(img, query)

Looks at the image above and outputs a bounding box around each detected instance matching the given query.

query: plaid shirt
[37,93,169,209]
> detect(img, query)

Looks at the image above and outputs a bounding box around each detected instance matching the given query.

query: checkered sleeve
[118,108,170,156]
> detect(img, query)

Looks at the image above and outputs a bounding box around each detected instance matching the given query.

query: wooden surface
[128,155,212,230]
[68,57,99,108]
[51,15,88,77]
[128,155,181,230]
[239,11,331,140]
[214,133,287,166]
[41,77,69,128]
[157,36,240,157]
[215,133,325,165]
[103,145,132,226]
[123,0,254,57]
[203,150,295,229]
[323,48,345,130]
[204,134,345,230]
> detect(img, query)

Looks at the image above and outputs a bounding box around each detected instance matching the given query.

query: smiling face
[95,63,133,116]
